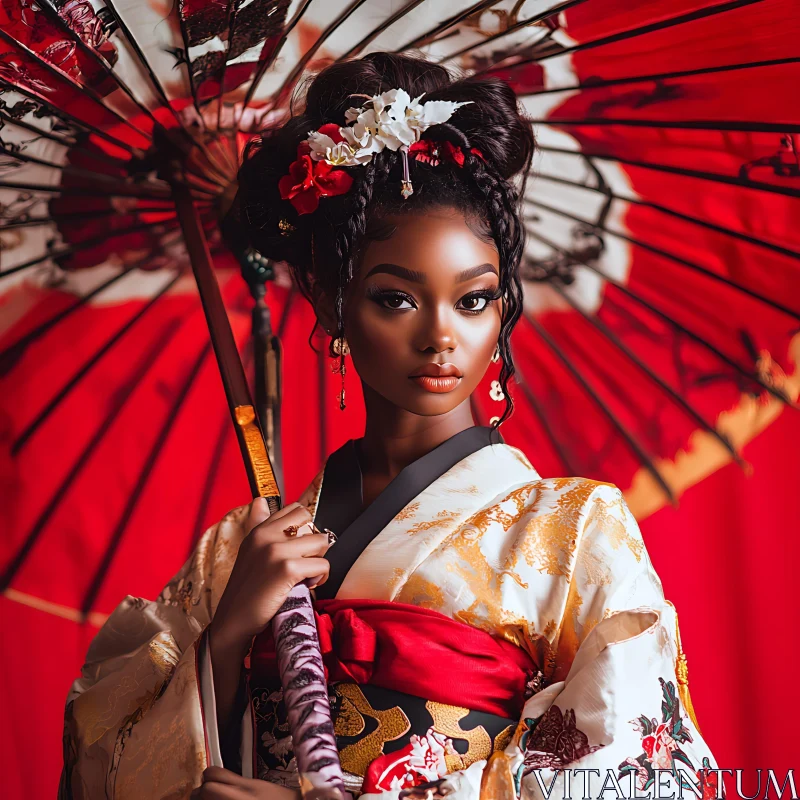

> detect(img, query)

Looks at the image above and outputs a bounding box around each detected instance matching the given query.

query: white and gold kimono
[60,428,718,800]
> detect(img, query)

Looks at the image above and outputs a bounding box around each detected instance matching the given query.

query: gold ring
[283,525,299,537]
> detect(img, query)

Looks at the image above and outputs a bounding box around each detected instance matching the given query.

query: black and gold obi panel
[249,678,516,790]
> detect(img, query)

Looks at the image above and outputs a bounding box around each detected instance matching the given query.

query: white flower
[306,128,363,166]
[308,88,472,166]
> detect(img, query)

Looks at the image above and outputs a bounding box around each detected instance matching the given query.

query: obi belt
[246,599,538,795]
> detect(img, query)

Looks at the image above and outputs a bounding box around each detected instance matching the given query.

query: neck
[358,388,476,481]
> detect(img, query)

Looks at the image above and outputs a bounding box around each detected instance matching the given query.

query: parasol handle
[170,173,347,797]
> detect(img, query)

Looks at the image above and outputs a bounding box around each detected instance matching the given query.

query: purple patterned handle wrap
[271,584,347,799]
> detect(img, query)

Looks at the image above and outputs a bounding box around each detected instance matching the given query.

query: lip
[409,363,463,394]
[409,363,463,378]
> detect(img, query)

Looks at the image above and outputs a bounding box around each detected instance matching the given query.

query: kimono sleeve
[514,484,719,799]
[59,502,252,800]
[360,484,718,800]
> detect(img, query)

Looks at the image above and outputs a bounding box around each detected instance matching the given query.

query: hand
[191,766,300,799]
[210,498,332,654]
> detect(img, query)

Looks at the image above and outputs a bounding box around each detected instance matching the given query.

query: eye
[367,288,416,311]
[456,290,498,315]
[459,295,488,312]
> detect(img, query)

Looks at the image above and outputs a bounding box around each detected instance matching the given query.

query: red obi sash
[250,598,536,719]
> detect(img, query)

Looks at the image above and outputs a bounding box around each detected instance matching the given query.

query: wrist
[208,618,252,661]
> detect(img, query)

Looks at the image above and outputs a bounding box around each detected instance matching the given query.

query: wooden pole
[170,172,280,512]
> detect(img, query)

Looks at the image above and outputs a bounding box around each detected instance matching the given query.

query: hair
[237,52,535,426]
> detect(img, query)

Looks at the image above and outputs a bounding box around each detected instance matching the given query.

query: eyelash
[366,287,500,315]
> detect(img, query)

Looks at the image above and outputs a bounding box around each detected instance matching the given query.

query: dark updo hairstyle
[239,52,535,425]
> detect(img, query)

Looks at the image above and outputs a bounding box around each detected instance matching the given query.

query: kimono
[60,426,718,800]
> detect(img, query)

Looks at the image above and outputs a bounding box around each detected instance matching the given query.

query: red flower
[278,144,353,215]
[317,122,345,143]
[409,140,484,168]
[696,764,720,800]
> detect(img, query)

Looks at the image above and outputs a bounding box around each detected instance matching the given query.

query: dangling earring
[491,345,501,363]
[332,336,349,410]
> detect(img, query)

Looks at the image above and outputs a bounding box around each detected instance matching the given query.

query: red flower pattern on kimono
[363,728,453,793]
[619,679,703,796]
[642,721,679,769]
[696,761,720,800]
[522,705,603,770]
[278,142,353,215]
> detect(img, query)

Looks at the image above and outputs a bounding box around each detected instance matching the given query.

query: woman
[61,54,718,800]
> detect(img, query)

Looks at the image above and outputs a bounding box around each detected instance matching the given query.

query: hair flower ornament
[281,89,472,213]
[278,141,355,215]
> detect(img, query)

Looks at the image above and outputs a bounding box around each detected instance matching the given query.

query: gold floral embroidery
[512,480,600,578]
[394,501,421,521]
[395,573,445,609]
[584,492,644,562]
[407,509,460,534]
[450,484,480,495]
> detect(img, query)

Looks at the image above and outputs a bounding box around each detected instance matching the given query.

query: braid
[460,151,526,427]
[329,151,397,358]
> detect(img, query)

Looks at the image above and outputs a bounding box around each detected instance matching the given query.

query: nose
[415,305,457,354]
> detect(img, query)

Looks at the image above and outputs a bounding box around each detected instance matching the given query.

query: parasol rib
[10,270,186,453]
[0,28,154,147]
[518,56,800,97]
[395,0,497,53]
[521,312,678,505]
[0,207,173,231]
[525,200,800,319]
[0,232,183,370]
[479,0,764,76]
[239,0,315,121]
[526,228,798,407]
[0,111,132,171]
[548,280,747,468]
[79,341,214,616]
[0,306,186,593]
[509,344,581,476]
[98,0,197,134]
[437,0,587,64]
[340,0,428,61]
[529,173,800,261]
[0,79,142,156]
[0,220,180,282]
[0,178,172,200]
[33,0,164,131]
[268,0,372,107]
[533,117,800,134]
[97,0,235,182]
[535,146,800,199]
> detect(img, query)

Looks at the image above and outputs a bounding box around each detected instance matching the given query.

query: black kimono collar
[313,425,503,599]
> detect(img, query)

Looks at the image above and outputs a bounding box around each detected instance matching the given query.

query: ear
[312,283,337,336]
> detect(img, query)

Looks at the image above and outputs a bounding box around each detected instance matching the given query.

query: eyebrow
[456,263,497,282]
[365,262,497,284]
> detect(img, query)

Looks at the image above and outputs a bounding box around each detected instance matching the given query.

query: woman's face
[338,208,502,418]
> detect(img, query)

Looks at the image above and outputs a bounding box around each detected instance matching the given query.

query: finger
[252,506,312,541]
[245,496,271,533]
[267,501,305,523]
[194,784,247,800]
[285,556,330,587]
[202,767,250,787]
[274,533,332,559]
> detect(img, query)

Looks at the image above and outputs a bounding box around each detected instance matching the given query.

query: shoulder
[494,474,622,519]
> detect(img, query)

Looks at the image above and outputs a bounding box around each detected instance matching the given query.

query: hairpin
[278,89,472,214]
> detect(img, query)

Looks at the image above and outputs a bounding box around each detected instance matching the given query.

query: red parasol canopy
[0,0,798,795]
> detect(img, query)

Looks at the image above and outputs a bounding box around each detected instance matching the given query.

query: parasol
[0,0,798,796]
